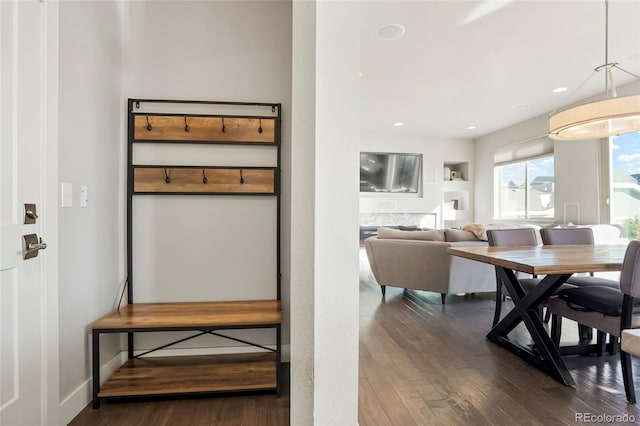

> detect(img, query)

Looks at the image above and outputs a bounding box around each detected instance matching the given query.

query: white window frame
[494,154,555,220]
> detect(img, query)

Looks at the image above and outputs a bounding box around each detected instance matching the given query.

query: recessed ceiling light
[552,87,568,93]
[377,24,406,41]
[467,125,477,130]
[393,122,404,127]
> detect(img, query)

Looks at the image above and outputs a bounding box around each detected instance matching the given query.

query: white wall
[474,113,602,225]
[315,3,360,424]
[474,81,640,226]
[291,1,360,424]
[119,0,292,351]
[360,132,475,227]
[58,0,292,422]
[290,1,316,423]
[58,0,123,418]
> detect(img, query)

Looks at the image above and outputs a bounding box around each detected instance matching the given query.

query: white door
[0,1,59,425]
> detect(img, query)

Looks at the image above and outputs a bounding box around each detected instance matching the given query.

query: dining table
[447,243,627,386]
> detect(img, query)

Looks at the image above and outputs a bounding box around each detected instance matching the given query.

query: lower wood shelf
[91,300,282,407]
[99,352,277,398]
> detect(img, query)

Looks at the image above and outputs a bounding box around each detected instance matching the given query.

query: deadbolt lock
[24,203,38,224]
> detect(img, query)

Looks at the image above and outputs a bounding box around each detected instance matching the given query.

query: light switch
[80,185,88,208]
[61,182,73,208]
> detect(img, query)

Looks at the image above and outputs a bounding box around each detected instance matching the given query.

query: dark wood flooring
[357,250,640,426]
[69,251,640,425]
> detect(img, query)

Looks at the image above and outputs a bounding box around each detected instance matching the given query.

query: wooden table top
[91,300,281,331]
[447,244,627,275]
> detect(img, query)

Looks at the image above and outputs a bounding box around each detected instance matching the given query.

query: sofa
[364,227,496,303]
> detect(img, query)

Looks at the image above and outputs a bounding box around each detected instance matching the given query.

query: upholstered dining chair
[541,227,620,342]
[548,239,640,403]
[487,229,546,327]
[540,227,620,289]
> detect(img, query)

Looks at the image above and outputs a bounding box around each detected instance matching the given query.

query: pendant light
[548,0,640,141]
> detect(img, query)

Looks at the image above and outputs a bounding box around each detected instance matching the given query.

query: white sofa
[364,227,496,303]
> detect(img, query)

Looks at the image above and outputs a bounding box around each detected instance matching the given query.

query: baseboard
[58,350,126,426]
[57,344,290,425]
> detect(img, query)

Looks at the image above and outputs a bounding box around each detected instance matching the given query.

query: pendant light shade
[548,1,640,141]
[549,95,640,140]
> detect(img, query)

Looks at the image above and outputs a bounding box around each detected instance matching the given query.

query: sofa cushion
[377,227,445,241]
[444,228,478,242]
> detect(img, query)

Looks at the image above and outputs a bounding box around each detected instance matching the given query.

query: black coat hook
[221,117,226,133]
[202,169,208,184]
[240,169,245,184]
[164,168,171,184]
[146,115,152,131]
[184,116,190,132]
[258,118,263,134]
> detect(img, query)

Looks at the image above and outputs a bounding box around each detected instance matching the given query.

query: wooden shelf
[92,300,281,331]
[133,115,277,144]
[132,166,276,194]
[98,353,277,398]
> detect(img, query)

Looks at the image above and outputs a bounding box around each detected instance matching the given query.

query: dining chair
[549,239,640,403]
[540,228,620,289]
[622,328,640,403]
[487,228,575,327]
[541,227,620,342]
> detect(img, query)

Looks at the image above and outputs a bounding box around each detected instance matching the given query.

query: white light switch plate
[61,182,73,208]
[80,185,88,207]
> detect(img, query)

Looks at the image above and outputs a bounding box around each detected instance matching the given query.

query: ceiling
[360,0,640,140]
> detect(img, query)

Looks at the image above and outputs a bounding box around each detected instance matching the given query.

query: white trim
[58,351,126,426]
[42,1,59,424]
[40,1,48,422]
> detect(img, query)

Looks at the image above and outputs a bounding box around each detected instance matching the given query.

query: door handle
[28,240,47,251]
[23,234,47,260]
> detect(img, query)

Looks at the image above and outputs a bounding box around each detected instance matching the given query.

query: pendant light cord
[550,0,639,115]
[604,0,609,66]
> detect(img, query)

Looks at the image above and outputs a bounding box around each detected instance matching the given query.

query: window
[610,131,640,238]
[495,155,555,219]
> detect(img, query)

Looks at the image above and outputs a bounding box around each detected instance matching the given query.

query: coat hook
[258,118,263,134]
[271,106,275,113]
[202,169,208,184]
[240,169,245,184]
[221,117,226,133]
[146,115,153,131]
[164,168,171,184]
[184,116,190,132]
[135,101,140,109]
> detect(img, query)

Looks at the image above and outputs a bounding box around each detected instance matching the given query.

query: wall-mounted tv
[360,152,421,193]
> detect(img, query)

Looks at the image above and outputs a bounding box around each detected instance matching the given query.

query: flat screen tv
[360,152,421,193]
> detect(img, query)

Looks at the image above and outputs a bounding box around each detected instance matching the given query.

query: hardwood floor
[358,250,640,425]
[69,252,640,425]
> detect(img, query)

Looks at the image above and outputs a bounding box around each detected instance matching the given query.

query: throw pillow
[444,228,478,242]
[462,223,487,240]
